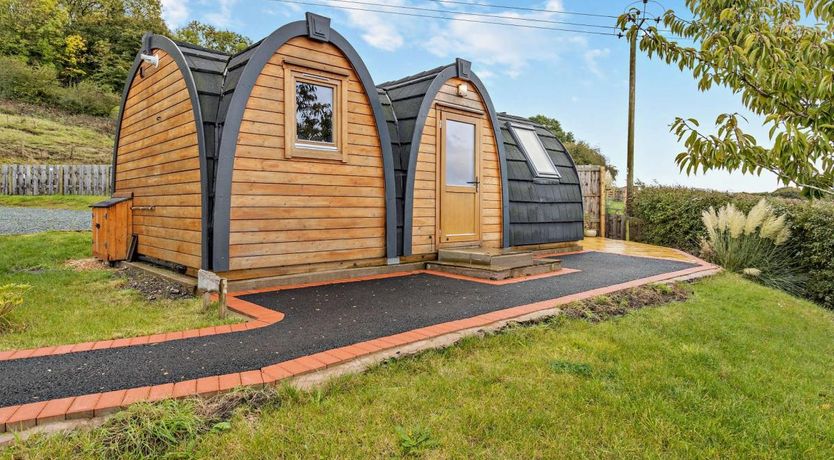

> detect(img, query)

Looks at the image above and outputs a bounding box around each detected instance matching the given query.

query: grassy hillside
[0,100,114,164]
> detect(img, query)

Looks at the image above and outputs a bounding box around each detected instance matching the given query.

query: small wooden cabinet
[91,195,133,263]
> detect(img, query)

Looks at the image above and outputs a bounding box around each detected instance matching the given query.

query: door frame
[436,108,483,248]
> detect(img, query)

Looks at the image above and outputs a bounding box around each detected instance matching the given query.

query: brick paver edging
[0,296,284,363]
[0,259,718,433]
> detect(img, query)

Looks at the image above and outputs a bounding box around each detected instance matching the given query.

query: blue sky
[161,0,781,192]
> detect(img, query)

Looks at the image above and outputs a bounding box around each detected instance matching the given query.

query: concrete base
[426,258,562,281]
[121,261,198,294]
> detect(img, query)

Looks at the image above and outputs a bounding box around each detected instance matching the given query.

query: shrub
[0,283,30,331]
[632,186,834,309]
[701,200,802,294]
[0,56,118,117]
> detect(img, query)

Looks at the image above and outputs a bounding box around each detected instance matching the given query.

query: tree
[529,114,575,143]
[619,0,834,196]
[565,140,619,180]
[529,114,618,178]
[173,21,252,54]
[0,0,68,64]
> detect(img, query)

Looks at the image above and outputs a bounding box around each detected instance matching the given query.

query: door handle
[466,177,480,192]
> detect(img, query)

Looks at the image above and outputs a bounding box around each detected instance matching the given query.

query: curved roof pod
[112,34,228,269]
[378,59,511,256]
[211,13,399,271]
[498,113,584,245]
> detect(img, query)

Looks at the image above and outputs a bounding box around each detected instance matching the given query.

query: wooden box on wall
[91,194,133,263]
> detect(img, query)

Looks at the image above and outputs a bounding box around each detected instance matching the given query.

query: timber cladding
[114,48,203,269]
[411,77,502,255]
[226,36,387,272]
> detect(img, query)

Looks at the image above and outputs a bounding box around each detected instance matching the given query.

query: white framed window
[510,124,561,178]
[283,63,349,162]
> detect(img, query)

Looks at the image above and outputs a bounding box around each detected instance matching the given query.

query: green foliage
[394,425,437,456]
[529,114,618,177]
[701,200,802,294]
[632,186,834,308]
[549,360,593,377]
[0,56,118,116]
[619,0,834,195]
[565,140,619,179]
[529,114,575,143]
[0,283,29,331]
[173,20,252,54]
[95,400,205,459]
[0,0,68,64]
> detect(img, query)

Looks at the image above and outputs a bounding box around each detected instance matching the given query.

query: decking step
[426,258,561,281]
[438,247,535,270]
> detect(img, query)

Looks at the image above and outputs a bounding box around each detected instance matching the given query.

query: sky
[160,0,783,192]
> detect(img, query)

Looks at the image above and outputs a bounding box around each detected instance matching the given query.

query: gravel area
[0,206,90,235]
[0,252,697,407]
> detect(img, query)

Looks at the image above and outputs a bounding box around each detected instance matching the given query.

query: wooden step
[426,257,561,281]
[438,247,534,270]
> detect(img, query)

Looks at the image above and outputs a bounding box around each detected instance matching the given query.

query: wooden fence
[577,165,606,236]
[606,214,643,241]
[0,164,111,195]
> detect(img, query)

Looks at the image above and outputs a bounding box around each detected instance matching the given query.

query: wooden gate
[577,165,606,236]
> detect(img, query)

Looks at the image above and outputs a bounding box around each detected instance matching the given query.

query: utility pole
[622,0,650,241]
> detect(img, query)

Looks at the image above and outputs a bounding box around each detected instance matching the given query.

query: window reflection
[295,82,334,144]
[445,120,476,186]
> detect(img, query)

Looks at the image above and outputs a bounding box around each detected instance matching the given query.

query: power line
[427,0,619,19]
[321,0,619,30]
[269,0,620,36]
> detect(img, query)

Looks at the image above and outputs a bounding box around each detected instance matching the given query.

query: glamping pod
[378,61,583,259]
[96,12,583,285]
[109,34,224,270]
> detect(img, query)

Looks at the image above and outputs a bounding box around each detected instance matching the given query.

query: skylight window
[511,125,561,178]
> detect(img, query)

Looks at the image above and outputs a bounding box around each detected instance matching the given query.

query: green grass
[0,232,241,351]
[607,199,625,215]
[0,99,113,164]
[6,273,834,458]
[0,195,106,210]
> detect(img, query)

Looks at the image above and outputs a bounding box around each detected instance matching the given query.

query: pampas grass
[701,199,803,295]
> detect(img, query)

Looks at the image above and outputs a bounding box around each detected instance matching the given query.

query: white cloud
[326,0,405,51]
[584,48,611,78]
[161,0,189,28]
[423,0,582,78]
[205,0,238,28]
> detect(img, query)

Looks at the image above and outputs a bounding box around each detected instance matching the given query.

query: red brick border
[0,257,719,434]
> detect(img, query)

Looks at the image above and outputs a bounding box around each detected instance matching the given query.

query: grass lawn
[7,273,834,458]
[0,195,106,211]
[0,232,241,351]
[0,100,112,164]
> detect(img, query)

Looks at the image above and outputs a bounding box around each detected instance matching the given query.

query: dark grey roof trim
[111,33,211,269]
[399,59,511,256]
[212,13,399,271]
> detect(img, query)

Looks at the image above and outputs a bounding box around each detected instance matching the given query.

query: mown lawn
[0,195,106,211]
[6,273,834,458]
[0,232,240,351]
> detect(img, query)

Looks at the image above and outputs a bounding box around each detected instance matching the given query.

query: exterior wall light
[140,53,159,68]
[457,83,469,97]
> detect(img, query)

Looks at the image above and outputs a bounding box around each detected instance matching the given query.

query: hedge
[631,186,834,309]
[0,56,119,117]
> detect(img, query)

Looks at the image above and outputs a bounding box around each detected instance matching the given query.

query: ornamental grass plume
[700,200,802,295]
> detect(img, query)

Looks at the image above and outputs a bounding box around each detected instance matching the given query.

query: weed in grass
[549,360,593,377]
[395,424,437,456]
[0,283,29,332]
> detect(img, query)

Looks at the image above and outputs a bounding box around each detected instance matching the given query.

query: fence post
[598,166,606,238]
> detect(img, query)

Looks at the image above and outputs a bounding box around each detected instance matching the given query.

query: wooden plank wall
[577,165,606,235]
[411,77,502,255]
[1,164,111,195]
[113,49,203,269]
[226,36,387,275]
